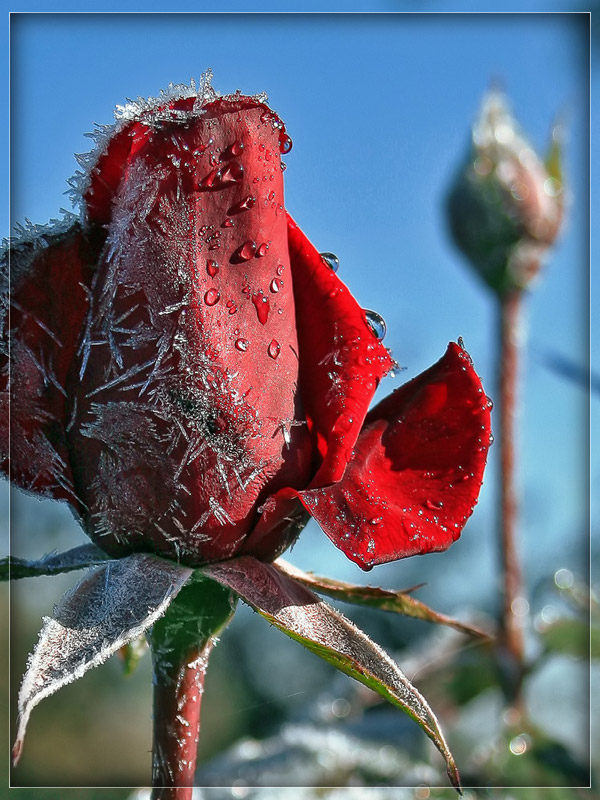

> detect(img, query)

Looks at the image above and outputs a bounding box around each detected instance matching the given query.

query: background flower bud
[446,89,565,296]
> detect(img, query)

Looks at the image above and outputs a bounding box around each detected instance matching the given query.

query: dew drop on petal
[235,338,249,352]
[256,242,269,258]
[204,288,220,306]
[276,264,285,277]
[222,218,235,228]
[364,309,387,340]
[228,195,256,215]
[269,278,282,293]
[228,305,238,315]
[320,252,340,273]
[268,339,281,359]
[252,293,270,325]
[206,259,219,277]
[279,134,293,154]
[218,161,244,186]
[234,240,257,261]
[222,140,244,159]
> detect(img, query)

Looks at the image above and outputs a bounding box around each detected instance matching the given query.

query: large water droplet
[228,195,256,215]
[199,161,244,191]
[204,288,220,306]
[364,309,387,340]
[425,499,444,510]
[270,278,283,293]
[276,264,285,277]
[218,161,244,186]
[206,259,219,277]
[235,338,249,352]
[320,252,340,273]
[232,240,257,262]
[199,166,222,190]
[222,218,235,228]
[222,140,244,159]
[268,339,281,359]
[279,134,293,154]
[252,292,270,325]
[256,242,269,258]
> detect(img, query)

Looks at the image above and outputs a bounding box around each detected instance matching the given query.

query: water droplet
[279,134,293,154]
[206,259,219,277]
[242,284,251,296]
[198,166,222,190]
[364,309,387,340]
[222,218,235,228]
[269,278,282,293]
[228,305,237,315]
[204,288,220,306]
[320,252,340,272]
[199,161,244,191]
[425,499,444,510]
[268,339,281,359]
[232,240,257,262]
[256,242,269,257]
[222,140,244,159]
[228,195,256,215]
[218,161,244,186]
[235,338,249,352]
[276,264,285,277]
[252,292,270,325]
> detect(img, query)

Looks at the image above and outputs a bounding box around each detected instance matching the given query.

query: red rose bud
[1,76,492,569]
[446,89,565,296]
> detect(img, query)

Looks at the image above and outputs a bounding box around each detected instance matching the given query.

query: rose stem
[150,637,214,800]
[497,288,527,710]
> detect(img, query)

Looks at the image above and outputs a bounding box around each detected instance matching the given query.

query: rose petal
[297,342,492,569]
[1,222,97,502]
[287,214,394,486]
[68,97,313,564]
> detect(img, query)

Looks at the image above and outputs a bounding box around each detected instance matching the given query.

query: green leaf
[1,543,110,580]
[202,556,462,793]
[276,558,491,640]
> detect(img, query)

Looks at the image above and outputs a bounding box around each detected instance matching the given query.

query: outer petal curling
[287,214,394,486]
[1,222,98,502]
[297,342,492,569]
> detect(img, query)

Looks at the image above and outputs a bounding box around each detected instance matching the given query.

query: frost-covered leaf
[1,543,110,581]
[277,558,491,640]
[13,552,191,765]
[202,556,461,792]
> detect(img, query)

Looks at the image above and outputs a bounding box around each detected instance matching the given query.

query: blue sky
[4,12,594,605]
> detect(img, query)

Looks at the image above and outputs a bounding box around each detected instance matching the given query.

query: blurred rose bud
[446,89,565,295]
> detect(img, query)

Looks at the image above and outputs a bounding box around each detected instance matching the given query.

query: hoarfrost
[13,553,192,765]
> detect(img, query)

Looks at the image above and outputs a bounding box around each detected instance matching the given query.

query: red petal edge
[1,223,96,502]
[297,342,492,569]
[287,214,394,486]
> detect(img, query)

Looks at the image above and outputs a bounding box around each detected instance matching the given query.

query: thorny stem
[150,637,214,800]
[497,289,527,709]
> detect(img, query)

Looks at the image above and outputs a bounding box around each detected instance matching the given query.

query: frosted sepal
[13,553,192,765]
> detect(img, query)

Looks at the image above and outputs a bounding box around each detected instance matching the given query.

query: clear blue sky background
[3,11,594,610]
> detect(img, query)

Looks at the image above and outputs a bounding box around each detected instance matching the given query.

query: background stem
[497,289,526,707]
[150,638,214,799]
